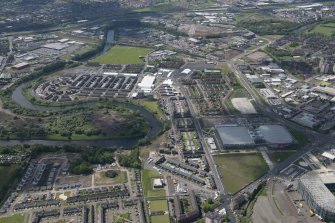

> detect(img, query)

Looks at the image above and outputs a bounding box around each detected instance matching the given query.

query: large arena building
[215,124,295,149]
[298,172,335,221]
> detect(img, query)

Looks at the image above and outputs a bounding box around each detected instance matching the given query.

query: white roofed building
[138,75,156,93]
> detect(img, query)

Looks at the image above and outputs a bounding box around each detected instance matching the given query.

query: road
[226,41,335,178]
[177,37,335,222]
[176,83,236,223]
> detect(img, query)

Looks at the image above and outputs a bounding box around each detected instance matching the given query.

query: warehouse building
[138,75,156,93]
[298,173,335,221]
[12,62,30,70]
[215,124,295,149]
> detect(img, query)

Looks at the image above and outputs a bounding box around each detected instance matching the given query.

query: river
[1,83,163,148]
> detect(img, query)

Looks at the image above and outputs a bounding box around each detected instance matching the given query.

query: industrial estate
[0,0,335,223]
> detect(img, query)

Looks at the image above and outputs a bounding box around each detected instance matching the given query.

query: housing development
[0,0,335,223]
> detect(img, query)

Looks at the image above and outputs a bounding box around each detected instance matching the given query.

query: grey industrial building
[297,173,335,221]
[215,124,295,149]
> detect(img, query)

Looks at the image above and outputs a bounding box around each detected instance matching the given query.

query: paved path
[261,150,274,170]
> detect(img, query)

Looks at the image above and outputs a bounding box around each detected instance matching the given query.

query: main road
[226,43,334,177]
[176,82,236,223]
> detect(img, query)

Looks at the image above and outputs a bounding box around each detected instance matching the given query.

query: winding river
[0,83,163,147]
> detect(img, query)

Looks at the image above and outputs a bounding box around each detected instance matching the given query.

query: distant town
[0,0,335,223]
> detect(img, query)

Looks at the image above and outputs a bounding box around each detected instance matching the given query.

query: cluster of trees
[118,148,141,169]
[0,39,9,56]
[0,124,47,140]
[105,170,118,178]
[0,144,117,175]
[44,112,100,138]
[0,164,23,206]
[142,22,187,37]
[265,47,291,58]
[201,198,221,213]
[72,41,105,61]
[238,19,303,35]
[151,57,185,69]
[70,161,93,175]
[68,146,116,175]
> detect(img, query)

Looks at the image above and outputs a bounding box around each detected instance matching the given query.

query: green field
[150,215,170,223]
[307,22,335,37]
[92,45,153,64]
[270,151,296,163]
[0,214,24,223]
[216,64,231,74]
[149,199,169,212]
[114,212,131,223]
[213,153,269,194]
[230,88,250,99]
[288,128,309,149]
[95,170,128,186]
[141,101,165,120]
[142,169,166,197]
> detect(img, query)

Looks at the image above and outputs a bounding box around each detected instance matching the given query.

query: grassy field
[141,101,165,120]
[149,199,168,212]
[270,151,296,163]
[213,153,269,194]
[94,170,128,186]
[247,45,258,50]
[216,64,232,74]
[0,214,24,223]
[91,45,153,65]
[230,88,250,99]
[288,128,309,149]
[114,212,131,223]
[142,169,165,197]
[307,22,335,37]
[150,215,170,223]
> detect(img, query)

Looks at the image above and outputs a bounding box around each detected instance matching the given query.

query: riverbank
[0,83,164,147]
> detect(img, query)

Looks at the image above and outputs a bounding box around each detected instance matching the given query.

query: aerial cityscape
[0,0,335,222]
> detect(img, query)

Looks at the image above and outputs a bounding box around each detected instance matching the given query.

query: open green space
[91,45,152,65]
[0,105,149,141]
[150,215,170,223]
[288,128,309,149]
[213,153,269,194]
[149,199,169,212]
[237,13,300,35]
[132,1,181,13]
[0,164,21,203]
[216,64,231,74]
[230,88,250,99]
[114,212,131,223]
[0,214,24,223]
[306,22,335,37]
[270,151,296,163]
[247,45,258,50]
[141,101,165,120]
[95,170,128,186]
[142,169,165,197]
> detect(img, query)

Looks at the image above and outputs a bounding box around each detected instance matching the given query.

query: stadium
[298,172,335,221]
